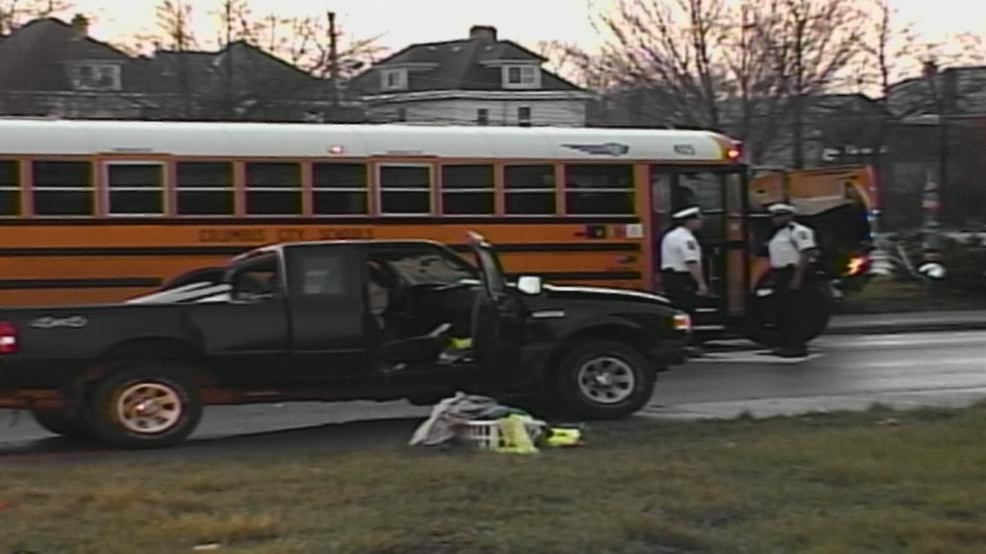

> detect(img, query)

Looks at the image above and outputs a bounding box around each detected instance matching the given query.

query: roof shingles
[352,27,582,95]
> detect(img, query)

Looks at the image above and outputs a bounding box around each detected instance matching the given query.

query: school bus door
[651,166,749,334]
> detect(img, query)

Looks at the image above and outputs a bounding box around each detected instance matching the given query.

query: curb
[827,320,986,335]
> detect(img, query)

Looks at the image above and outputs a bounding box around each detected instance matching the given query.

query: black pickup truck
[0,232,691,448]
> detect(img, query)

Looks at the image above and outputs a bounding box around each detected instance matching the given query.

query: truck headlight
[672,313,692,333]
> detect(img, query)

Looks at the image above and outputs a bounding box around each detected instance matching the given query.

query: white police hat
[671,206,701,219]
[767,203,796,215]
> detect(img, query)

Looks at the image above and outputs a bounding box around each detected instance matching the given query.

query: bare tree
[767,0,868,167]
[585,0,868,165]
[0,0,72,36]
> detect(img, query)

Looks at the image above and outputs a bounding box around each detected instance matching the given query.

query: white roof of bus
[0,118,736,161]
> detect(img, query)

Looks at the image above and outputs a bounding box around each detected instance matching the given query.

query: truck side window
[300,254,345,295]
[229,254,281,302]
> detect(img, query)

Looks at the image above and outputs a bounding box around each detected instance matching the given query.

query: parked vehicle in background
[0,233,690,449]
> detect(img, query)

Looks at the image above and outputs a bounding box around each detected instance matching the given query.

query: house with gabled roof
[0,14,364,122]
[351,25,593,127]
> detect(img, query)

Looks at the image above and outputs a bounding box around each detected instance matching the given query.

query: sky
[61,0,986,55]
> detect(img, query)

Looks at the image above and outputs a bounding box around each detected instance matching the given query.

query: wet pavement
[1,329,984,459]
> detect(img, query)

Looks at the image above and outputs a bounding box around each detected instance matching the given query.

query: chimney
[469,25,497,42]
[70,13,89,38]
[922,59,939,79]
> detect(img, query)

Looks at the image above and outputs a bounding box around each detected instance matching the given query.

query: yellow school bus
[0,118,872,342]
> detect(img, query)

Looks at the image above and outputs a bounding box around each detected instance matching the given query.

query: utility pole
[328,11,341,119]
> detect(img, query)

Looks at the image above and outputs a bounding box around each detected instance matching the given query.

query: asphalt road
[1,329,984,460]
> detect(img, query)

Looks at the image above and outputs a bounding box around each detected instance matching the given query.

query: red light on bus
[0,321,18,354]
[328,145,344,154]
[727,148,741,160]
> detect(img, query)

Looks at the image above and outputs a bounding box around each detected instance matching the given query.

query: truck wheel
[553,340,656,420]
[84,364,203,449]
[31,409,91,440]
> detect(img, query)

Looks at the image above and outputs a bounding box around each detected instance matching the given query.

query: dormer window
[503,64,539,89]
[70,62,122,91]
[381,68,408,91]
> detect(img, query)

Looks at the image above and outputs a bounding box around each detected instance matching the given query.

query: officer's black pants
[772,267,806,350]
[661,271,698,316]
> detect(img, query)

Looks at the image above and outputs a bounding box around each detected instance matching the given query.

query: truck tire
[31,409,91,440]
[84,364,203,449]
[553,340,656,420]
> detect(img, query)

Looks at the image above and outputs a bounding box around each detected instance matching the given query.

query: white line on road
[690,352,823,364]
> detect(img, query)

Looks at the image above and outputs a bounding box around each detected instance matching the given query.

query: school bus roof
[0,118,739,162]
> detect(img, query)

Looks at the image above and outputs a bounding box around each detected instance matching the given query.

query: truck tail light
[672,313,692,333]
[0,321,18,354]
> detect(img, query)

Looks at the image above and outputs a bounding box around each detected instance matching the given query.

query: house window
[378,164,431,215]
[565,164,635,215]
[71,63,122,91]
[175,161,234,216]
[381,68,408,91]
[518,106,531,127]
[105,162,165,216]
[0,160,20,216]
[476,109,489,126]
[312,162,368,215]
[504,164,556,215]
[31,160,93,216]
[244,162,302,215]
[503,65,539,88]
[441,164,494,215]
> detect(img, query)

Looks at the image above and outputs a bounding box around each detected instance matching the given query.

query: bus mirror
[517,275,543,295]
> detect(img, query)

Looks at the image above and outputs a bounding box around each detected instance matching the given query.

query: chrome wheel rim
[576,356,636,405]
[115,382,183,434]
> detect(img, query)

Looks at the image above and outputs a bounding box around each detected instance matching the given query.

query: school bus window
[0,160,19,216]
[378,164,431,215]
[106,162,165,216]
[312,162,368,215]
[503,164,555,215]
[565,163,634,215]
[32,160,93,216]
[676,171,726,212]
[245,161,302,216]
[441,164,494,215]
[175,161,233,216]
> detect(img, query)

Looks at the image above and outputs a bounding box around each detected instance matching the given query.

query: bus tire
[745,273,831,346]
[84,363,203,449]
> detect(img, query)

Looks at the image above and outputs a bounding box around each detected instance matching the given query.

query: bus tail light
[0,321,18,354]
[672,313,692,333]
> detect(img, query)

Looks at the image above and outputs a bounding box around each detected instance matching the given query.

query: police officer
[766,202,818,358]
[660,205,709,320]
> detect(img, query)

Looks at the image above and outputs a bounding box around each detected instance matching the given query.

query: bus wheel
[745,274,832,346]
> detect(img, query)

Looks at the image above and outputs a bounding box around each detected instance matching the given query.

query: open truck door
[465,231,523,372]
